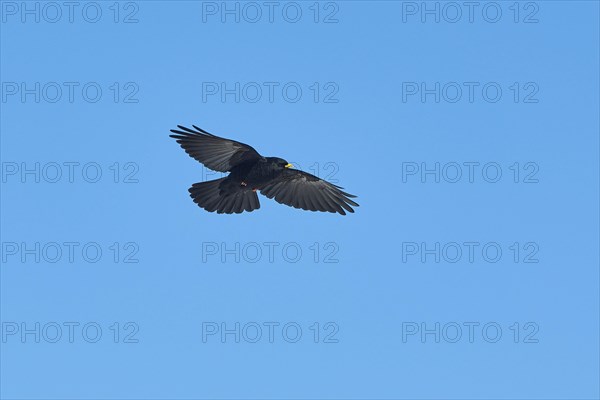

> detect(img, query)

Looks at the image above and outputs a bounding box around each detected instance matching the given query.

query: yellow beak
[285,163,293,168]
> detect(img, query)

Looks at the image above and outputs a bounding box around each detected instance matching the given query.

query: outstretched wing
[260,169,359,215]
[170,125,263,172]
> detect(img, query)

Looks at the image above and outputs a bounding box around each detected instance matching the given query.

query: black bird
[169,125,359,215]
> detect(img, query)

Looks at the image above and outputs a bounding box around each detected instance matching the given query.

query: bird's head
[268,157,293,169]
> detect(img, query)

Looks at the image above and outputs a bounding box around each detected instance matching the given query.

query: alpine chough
[169,125,359,215]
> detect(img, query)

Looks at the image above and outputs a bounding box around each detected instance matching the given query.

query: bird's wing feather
[170,125,263,172]
[259,169,358,215]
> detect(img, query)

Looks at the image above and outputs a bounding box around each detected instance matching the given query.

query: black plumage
[169,125,359,215]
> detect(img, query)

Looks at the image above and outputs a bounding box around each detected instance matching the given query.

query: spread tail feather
[188,178,260,214]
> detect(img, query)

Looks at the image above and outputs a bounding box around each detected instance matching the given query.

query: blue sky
[1,1,599,399]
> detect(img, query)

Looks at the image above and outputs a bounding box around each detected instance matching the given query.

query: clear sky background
[1,1,599,399]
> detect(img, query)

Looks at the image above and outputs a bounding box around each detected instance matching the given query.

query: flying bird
[169,125,358,215]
